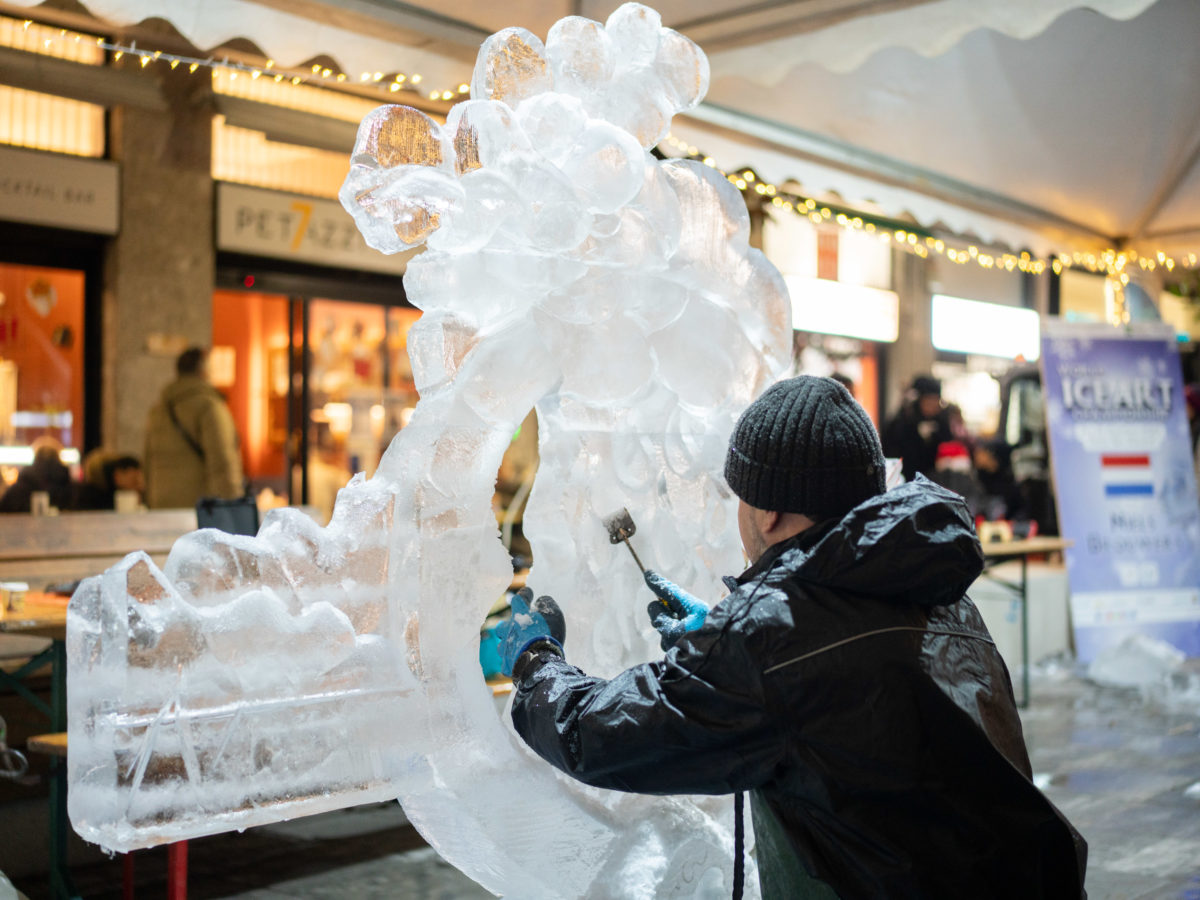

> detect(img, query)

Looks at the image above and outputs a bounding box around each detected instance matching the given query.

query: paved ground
[16,666,1200,900]
[1021,665,1200,900]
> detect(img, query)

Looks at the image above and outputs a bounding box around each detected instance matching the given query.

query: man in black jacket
[499,375,1087,899]
[882,373,954,483]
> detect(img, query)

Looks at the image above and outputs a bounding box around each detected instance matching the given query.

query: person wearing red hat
[930,439,986,518]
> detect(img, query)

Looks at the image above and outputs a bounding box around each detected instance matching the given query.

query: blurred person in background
[75,449,144,510]
[144,347,244,509]
[0,436,73,513]
[974,438,1024,521]
[882,374,954,482]
[929,440,986,519]
[829,371,855,398]
[944,402,974,449]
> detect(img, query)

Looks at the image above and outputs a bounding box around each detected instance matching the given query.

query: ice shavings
[1088,634,1186,689]
[1086,634,1200,714]
[68,4,787,898]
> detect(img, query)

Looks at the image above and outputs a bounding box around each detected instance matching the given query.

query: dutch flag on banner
[1100,454,1154,498]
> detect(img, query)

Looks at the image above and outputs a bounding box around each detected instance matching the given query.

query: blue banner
[1041,321,1200,660]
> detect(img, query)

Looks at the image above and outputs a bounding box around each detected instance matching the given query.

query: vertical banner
[1041,320,1200,660]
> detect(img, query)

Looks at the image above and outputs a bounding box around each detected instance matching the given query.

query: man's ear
[758,508,782,538]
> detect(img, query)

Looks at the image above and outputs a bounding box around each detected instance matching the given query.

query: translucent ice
[1088,634,1186,689]
[70,4,788,898]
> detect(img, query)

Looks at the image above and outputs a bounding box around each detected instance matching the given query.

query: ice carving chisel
[602,507,646,573]
[603,505,683,616]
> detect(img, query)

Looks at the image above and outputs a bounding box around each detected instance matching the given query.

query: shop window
[212,67,379,122]
[793,333,880,426]
[211,68,384,200]
[305,300,419,521]
[212,120,355,199]
[1160,290,1200,342]
[0,262,85,483]
[212,290,292,498]
[931,294,1040,361]
[213,289,422,523]
[1059,269,1109,323]
[0,16,104,157]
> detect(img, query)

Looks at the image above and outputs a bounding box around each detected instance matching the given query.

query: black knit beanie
[724,376,887,518]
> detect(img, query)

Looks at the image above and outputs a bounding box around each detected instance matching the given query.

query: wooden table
[0,592,68,721]
[1,593,68,637]
[979,537,1072,708]
[0,592,76,899]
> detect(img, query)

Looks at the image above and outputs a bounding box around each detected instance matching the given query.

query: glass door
[303,299,421,522]
[212,288,293,503]
[215,283,422,524]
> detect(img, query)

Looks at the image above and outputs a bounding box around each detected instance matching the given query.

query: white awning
[5,0,1196,260]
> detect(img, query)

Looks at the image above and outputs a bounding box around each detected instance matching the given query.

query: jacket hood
[744,475,984,607]
[161,374,217,405]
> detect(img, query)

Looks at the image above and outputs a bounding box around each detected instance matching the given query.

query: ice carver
[497,375,1088,899]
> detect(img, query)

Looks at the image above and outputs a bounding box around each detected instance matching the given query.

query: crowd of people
[0,436,143,514]
[880,373,1035,527]
[4,360,1193,532]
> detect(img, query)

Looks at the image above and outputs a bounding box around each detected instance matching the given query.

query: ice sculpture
[67,4,791,897]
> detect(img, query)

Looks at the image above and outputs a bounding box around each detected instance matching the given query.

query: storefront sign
[216,183,412,275]
[1041,320,1200,659]
[932,294,1040,360]
[0,145,118,235]
[786,276,898,342]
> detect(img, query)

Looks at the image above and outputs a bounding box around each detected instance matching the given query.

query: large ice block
[69,4,790,897]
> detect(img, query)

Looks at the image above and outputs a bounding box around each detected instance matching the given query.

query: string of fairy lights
[659,133,1199,290]
[15,15,1200,307]
[16,18,468,102]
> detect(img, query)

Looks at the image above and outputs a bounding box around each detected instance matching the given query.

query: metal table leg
[48,753,80,900]
[0,645,54,718]
[48,639,80,900]
[1019,554,1029,709]
[167,841,189,900]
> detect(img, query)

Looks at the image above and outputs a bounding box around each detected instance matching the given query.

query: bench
[26,732,189,900]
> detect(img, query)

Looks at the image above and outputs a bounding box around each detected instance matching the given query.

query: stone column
[747,194,766,251]
[885,246,935,417]
[103,59,214,455]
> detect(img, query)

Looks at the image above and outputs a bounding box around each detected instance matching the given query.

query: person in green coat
[144,347,244,509]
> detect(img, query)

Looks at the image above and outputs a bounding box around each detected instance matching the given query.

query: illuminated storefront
[211,284,420,524]
[0,18,113,493]
[213,183,418,522]
[764,211,896,425]
[926,254,1039,437]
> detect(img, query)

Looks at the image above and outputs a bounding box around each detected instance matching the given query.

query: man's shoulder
[715,570,830,647]
[168,377,224,408]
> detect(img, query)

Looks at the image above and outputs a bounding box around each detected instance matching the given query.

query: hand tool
[602,507,647,574]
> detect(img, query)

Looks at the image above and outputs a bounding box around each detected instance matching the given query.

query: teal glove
[644,570,709,650]
[479,626,504,680]
[494,587,565,677]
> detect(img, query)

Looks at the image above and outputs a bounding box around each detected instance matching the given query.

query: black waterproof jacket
[512,478,1087,899]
